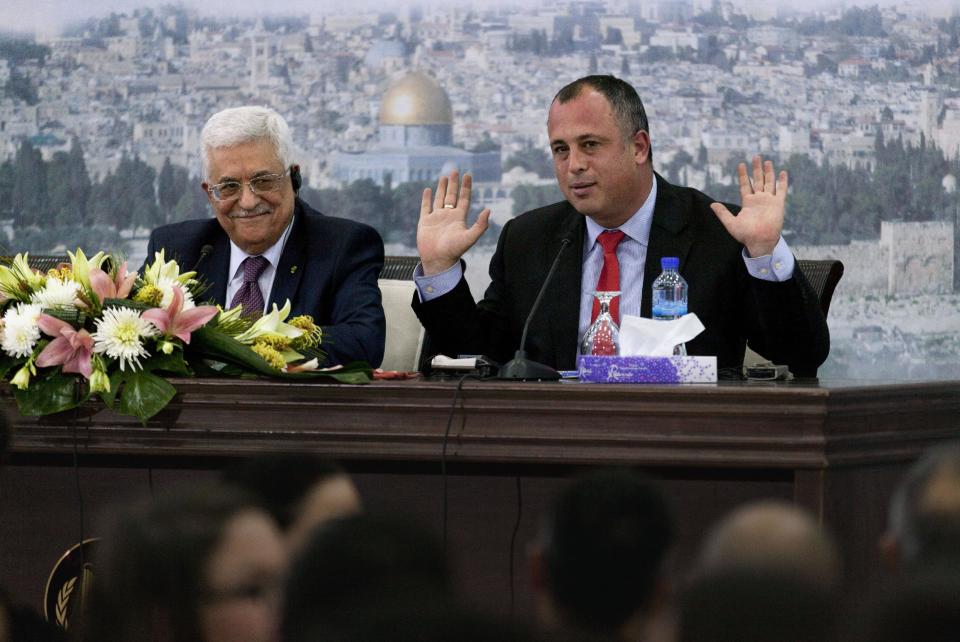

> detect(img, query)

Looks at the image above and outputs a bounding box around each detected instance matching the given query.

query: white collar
[584,177,657,248]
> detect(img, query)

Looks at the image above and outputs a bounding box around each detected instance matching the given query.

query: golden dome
[378,71,453,126]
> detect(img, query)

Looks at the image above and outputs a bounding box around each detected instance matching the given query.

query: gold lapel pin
[290,265,298,274]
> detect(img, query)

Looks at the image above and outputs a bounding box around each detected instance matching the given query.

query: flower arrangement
[0,250,370,421]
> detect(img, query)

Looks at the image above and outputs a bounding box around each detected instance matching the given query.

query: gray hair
[200,106,296,180]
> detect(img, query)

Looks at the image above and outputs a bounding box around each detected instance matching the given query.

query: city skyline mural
[2,0,960,379]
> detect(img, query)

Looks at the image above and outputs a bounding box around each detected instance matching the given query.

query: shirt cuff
[742,237,795,282]
[414,261,463,301]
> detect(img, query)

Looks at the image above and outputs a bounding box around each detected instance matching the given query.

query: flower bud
[89,369,111,394]
[10,364,32,390]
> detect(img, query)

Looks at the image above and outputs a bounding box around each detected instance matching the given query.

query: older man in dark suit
[412,75,828,376]
[145,106,385,367]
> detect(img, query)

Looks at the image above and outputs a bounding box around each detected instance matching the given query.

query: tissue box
[577,355,717,383]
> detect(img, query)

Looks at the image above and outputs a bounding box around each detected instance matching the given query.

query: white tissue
[619,313,705,356]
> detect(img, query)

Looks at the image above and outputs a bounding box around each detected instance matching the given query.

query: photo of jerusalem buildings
[2,0,960,379]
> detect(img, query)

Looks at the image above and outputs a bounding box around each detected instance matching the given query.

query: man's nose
[568,147,587,173]
[238,182,260,209]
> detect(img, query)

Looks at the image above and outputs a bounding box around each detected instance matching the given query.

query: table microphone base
[497,350,562,381]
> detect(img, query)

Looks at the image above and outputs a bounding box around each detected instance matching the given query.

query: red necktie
[591,230,626,325]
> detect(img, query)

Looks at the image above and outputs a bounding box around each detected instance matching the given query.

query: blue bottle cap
[661,256,680,270]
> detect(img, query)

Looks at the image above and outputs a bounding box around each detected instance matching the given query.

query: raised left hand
[710,155,786,258]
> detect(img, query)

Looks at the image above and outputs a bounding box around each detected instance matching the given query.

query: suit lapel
[642,174,695,317]
[550,205,586,369]
[268,207,307,311]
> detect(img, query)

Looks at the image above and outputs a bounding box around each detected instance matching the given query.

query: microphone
[192,244,214,272]
[497,237,572,381]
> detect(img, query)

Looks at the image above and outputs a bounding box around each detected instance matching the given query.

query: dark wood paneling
[2,378,958,615]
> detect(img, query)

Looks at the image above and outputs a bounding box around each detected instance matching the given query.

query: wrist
[745,241,776,258]
[421,258,457,276]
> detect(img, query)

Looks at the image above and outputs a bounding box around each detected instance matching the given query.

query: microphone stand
[498,238,571,381]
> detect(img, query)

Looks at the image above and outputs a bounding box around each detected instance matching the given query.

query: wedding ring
[442,204,456,208]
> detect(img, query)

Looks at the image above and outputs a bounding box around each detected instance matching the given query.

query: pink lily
[89,261,137,303]
[142,285,218,344]
[35,314,95,378]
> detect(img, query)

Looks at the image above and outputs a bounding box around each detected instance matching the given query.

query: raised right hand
[417,170,491,276]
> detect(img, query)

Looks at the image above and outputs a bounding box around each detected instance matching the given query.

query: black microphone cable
[71,384,88,640]
[440,373,472,558]
[509,474,523,616]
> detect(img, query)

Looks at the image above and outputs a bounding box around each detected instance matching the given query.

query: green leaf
[103,297,149,312]
[315,368,373,384]
[190,326,283,376]
[192,358,247,378]
[142,350,192,376]
[0,355,23,379]
[118,370,177,423]
[13,373,88,416]
[189,327,372,384]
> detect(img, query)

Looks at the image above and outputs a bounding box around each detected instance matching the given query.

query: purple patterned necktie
[230,255,269,318]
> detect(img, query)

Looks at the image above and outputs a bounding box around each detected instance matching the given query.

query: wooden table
[3,377,959,615]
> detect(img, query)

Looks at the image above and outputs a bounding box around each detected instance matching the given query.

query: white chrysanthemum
[2,303,43,358]
[92,307,158,371]
[29,277,82,309]
[156,277,196,311]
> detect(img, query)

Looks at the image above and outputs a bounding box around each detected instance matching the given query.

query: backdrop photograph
[2,0,960,378]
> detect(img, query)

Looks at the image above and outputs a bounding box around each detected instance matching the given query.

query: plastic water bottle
[651,256,688,356]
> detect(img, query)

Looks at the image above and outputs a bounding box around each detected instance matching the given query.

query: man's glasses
[207,168,291,202]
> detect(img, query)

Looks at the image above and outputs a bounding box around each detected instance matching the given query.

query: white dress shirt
[225,217,295,314]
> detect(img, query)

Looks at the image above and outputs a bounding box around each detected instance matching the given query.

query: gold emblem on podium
[44,538,99,631]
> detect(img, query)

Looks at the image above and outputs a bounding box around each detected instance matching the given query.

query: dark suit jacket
[145,199,386,367]
[413,174,829,376]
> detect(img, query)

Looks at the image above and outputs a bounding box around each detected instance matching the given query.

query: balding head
[699,500,840,589]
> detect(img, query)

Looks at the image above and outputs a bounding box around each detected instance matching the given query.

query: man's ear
[290,165,302,192]
[632,129,651,166]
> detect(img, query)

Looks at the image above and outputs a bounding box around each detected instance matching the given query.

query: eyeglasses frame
[206,167,293,202]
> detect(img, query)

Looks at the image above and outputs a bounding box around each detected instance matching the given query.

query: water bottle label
[652,301,687,318]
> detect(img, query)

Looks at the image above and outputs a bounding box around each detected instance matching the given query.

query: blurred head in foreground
[86,483,287,642]
[283,512,451,642]
[698,499,841,590]
[223,453,362,553]
[882,441,960,571]
[854,564,960,642]
[679,568,836,642]
[530,469,674,642]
